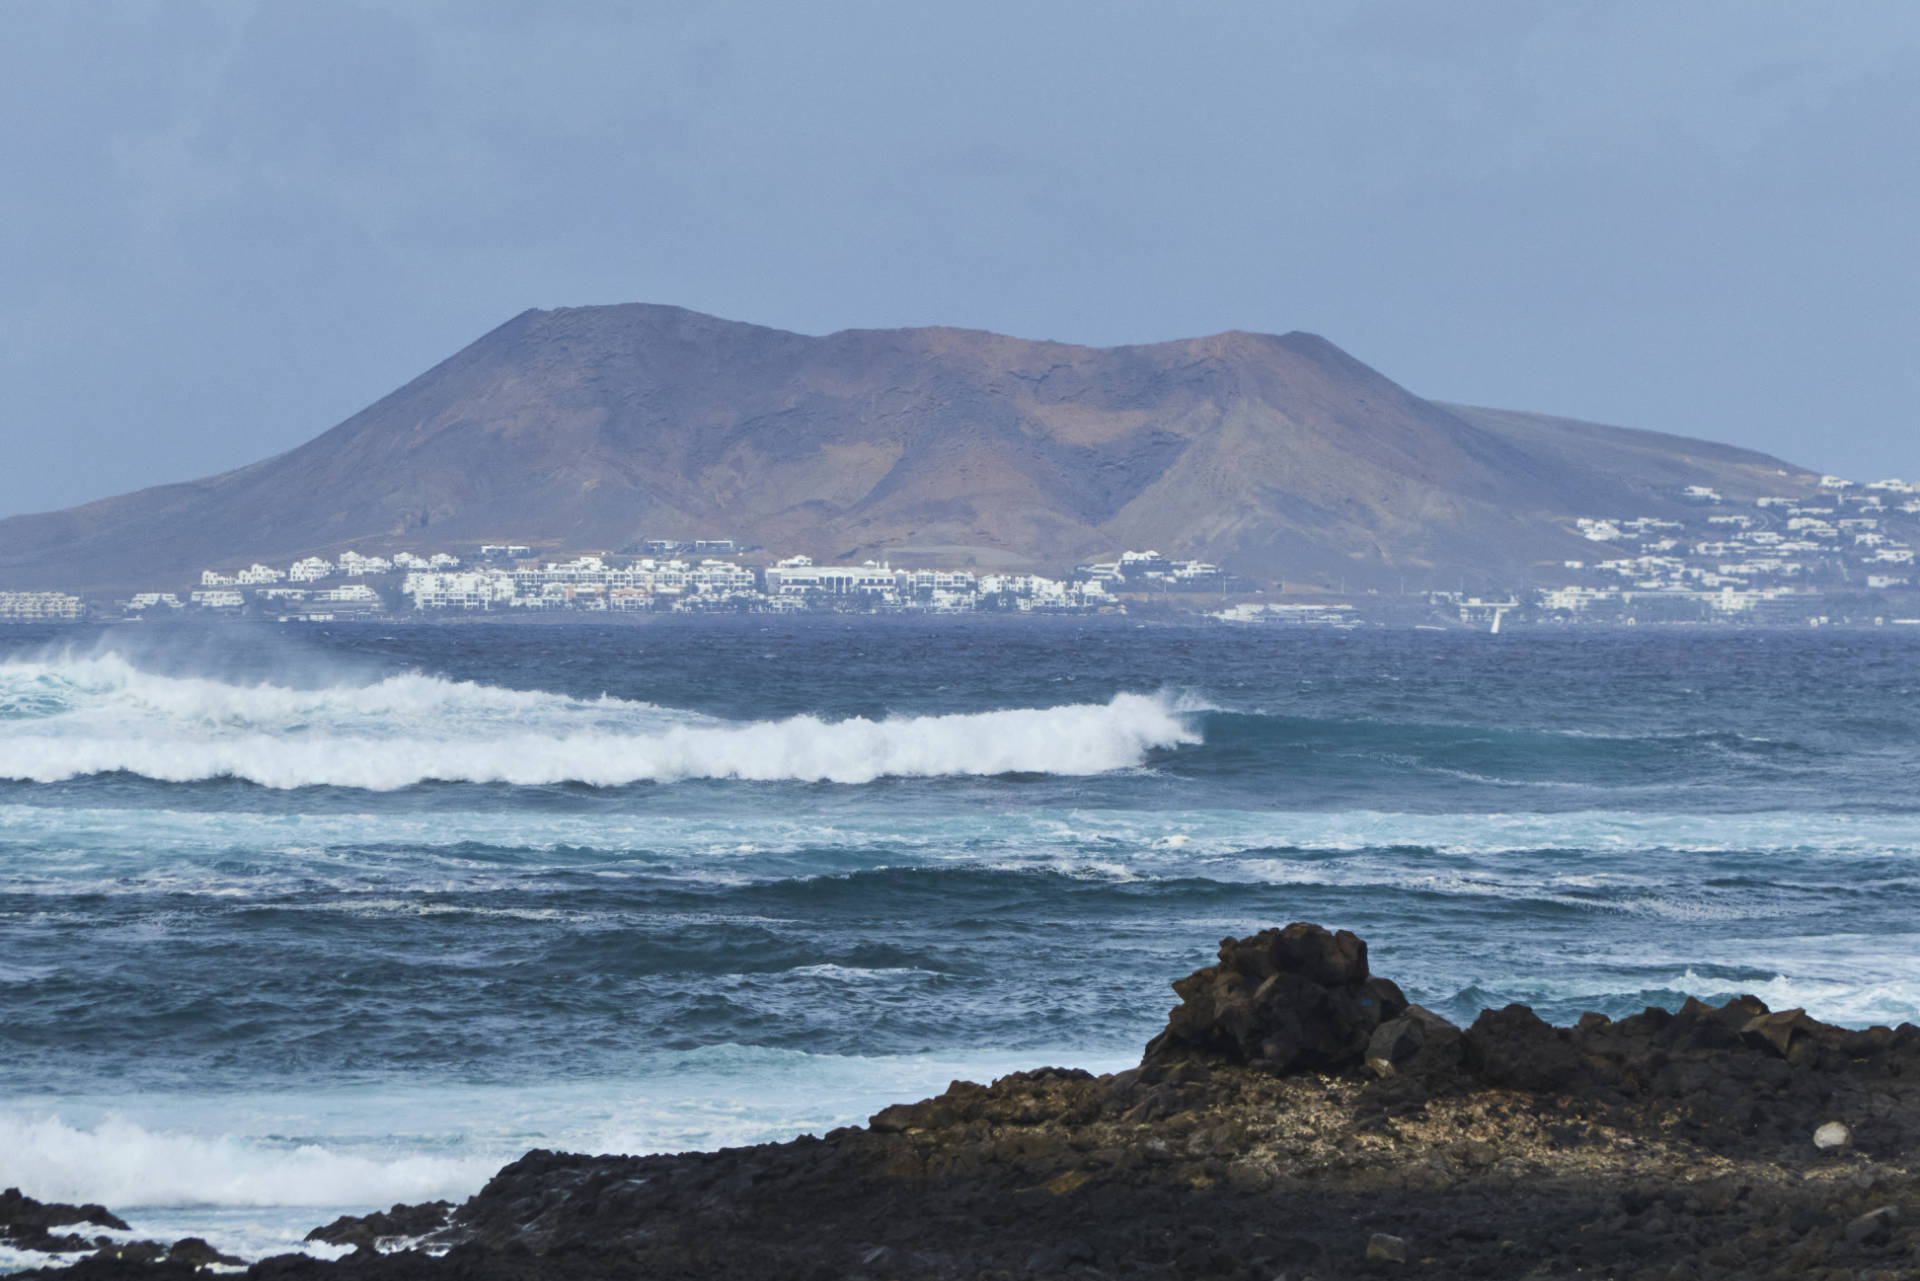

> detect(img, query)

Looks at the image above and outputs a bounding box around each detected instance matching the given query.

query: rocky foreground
[11,924,1920,1280]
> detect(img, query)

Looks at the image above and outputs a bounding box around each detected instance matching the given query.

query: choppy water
[1,620,1916,1263]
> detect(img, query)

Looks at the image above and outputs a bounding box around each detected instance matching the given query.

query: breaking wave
[0,654,1198,789]
[0,1112,491,1210]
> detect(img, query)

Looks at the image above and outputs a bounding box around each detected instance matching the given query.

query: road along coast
[11,923,1919,1280]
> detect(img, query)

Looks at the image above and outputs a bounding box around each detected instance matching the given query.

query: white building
[901,568,979,597]
[288,557,334,582]
[337,551,393,577]
[404,570,515,610]
[689,560,756,595]
[764,559,899,597]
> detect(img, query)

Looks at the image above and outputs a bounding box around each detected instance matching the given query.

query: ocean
[2,619,1917,1265]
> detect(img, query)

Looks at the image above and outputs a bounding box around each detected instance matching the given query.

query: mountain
[0,304,1816,593]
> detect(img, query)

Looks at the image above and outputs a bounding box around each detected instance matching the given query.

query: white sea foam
[3,804,1918,903]
[0,1113,493,1209]
[4,804,1918,862]
[0,654,1196,788]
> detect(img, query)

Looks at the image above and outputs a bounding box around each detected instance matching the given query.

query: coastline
[11,924,1917,1280]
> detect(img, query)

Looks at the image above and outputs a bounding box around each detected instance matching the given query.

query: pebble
[1812,1121,1850,1150]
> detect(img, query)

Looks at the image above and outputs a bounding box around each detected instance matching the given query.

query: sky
[3,0,1917,519]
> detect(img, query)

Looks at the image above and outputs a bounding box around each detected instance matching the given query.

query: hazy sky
[4,1,1917,519]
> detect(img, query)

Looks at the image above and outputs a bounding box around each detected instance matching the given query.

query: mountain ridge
[0,303,1816,593]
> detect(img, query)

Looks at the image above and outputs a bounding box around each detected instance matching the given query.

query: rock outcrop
[0,1187,128,1254]
[0,1187,241,1268]
[1141,923,1408,1074]
[305,1203,454,1252]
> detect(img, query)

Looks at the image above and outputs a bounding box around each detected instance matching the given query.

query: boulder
[1464,1004,1585,1092]
[167,1237,246,1267]
[1740,1008,1821,1057]
[1141,924,1407,1074]
[1366,1005,1465,1078]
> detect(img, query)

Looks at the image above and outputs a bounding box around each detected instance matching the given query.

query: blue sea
[2,620,1917,1264]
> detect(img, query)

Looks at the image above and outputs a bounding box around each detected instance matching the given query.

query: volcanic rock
[305,1203,454,1251]
[1844,1204,1897,1246]
[1366,1231,1409,1262]
[1742,1007,1822,1057]
[2,1187,242,1269]
[1463,1003,1586,1092]
[0,1188,129,1253]
[1141,923,1408,1074]
[1366,1004,1465,1078]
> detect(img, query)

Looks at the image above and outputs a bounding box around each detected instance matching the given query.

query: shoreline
[10,923,1917,1280]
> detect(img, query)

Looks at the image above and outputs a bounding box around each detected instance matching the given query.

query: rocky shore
[12,924,1920,1280]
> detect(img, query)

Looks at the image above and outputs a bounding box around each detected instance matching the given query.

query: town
[6,544,1237,623]
[1520,472,1920,625]
[3,476,1919,627]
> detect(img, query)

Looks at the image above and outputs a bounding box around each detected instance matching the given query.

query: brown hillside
[0,304,1816,592]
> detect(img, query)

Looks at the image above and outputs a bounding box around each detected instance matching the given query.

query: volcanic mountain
[0,304,1815,593]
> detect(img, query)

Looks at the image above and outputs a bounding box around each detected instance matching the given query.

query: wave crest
[0,655,1197,789]
[0,1112,490,1209]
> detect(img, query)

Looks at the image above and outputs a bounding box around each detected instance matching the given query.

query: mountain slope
[0,304,1816,593]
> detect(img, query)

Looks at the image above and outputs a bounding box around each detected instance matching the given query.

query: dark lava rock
[167,1238,247,1267]
[1844,1204,1898,1246]
[1367,1003,1465,1078]
[1,1187,131,1252]
[1464,1003,1585,1092]
[1142,922,1408,1074]
[305,1203,455,1250]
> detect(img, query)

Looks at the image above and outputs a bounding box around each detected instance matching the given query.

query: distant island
[2,301,1916,625]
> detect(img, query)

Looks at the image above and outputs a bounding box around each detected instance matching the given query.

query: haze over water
[2,620,1917,1263]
